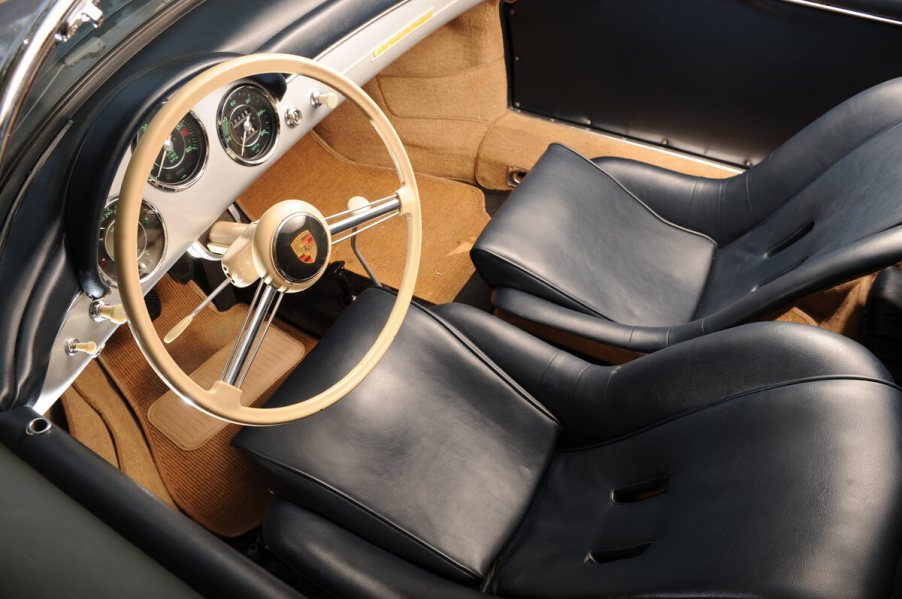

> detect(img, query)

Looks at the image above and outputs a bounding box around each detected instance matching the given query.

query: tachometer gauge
[136,111,207,191]
[98,198,166,286]
[217,83,279,165]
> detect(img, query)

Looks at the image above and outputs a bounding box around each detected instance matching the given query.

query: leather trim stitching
[560,375,900,452]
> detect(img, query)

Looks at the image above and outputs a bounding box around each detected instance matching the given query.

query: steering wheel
[116,54,422,426]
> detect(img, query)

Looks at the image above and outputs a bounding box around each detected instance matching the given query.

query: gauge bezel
[216,82,281,166]
[98,196,168,287]
[136,109,209,192]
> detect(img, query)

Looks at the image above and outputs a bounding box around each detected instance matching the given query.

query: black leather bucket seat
[235,289,902,598]
[472,78,902,353]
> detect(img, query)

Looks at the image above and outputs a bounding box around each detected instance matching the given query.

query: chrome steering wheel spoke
[327,193,402,244]
[221,281,285,387]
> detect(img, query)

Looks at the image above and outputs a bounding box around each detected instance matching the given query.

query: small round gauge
[98,198,166,286]
[217,83,279,165]
[136,111,208,191]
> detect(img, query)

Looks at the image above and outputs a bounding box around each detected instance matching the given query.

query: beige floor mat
[238,132,489,305]
[148,327,304,451]
[98,277,316,537]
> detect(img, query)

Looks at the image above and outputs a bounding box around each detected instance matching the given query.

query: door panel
[504,0,902,166]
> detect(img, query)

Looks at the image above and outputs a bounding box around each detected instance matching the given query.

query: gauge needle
[164,278,231,344]
[158,137,174,179]
[240,116,252,157]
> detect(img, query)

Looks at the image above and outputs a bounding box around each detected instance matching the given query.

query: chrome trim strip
[778,0,902,27]
[0,0,83,169]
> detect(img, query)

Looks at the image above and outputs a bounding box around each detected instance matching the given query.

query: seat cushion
[482,321,902,598]
[234,289,560,584]
[472,143,716,326]
[494,378,902,598]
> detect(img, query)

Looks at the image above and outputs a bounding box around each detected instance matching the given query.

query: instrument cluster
[99,82,280,286]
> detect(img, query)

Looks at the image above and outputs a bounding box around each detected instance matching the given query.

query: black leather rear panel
[0,435,197,597]
[505,0,902,165]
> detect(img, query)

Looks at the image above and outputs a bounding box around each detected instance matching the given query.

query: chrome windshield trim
[0,0,94,170]
[779,0,902,27]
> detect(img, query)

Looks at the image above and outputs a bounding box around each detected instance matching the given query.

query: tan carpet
[98,277,316,537]
[772,272,878,337]
[61,361,175,507]
[238,133,488,305]
[475,111,737,188]
[315,0,737,188]
[316,0,507,182]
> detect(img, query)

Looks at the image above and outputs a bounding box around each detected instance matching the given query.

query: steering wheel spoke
[327,193,402,244]
[221,282,285,387]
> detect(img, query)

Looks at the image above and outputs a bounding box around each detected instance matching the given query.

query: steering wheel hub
[272,212,329,283]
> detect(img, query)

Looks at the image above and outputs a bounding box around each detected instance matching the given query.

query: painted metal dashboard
[36,0,484,413]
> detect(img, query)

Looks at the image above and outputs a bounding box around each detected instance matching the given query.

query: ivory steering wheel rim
[116,54,422,426]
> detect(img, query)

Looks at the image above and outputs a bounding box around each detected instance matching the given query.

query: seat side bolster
[434,302,605,447]
[592,156,740,244]
[596,321,895,444]
[493,287,701,352]
[695,226,902,322]
[471,246,609,317]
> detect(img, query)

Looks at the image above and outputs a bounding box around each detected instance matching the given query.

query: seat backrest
[694,78,902,317]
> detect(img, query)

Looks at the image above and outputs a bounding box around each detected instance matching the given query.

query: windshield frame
[0,0,86,173]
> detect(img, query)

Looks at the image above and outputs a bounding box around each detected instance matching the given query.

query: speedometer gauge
[136,111,207,191]
[217,84,279,165]
[98,198,166,286]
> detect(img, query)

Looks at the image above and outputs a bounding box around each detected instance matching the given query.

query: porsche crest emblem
[290,229,317,264]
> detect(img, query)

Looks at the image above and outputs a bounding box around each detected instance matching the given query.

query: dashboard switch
[89,299,127,324]
[284,106,303,128]
[311,90,339,109]
[65,339,99,357]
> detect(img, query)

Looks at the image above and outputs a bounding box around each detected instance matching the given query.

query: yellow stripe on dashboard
[372,9,435,60]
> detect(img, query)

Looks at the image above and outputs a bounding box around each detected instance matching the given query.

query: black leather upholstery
[235,290,559,584]
[0,439,197,597]
[473,77,902,352]
[236,289,902,597]
[0,407,300,598]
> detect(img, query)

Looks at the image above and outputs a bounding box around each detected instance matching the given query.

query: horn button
[273,213,329,283]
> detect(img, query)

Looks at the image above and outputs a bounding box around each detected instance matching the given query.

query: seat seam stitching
[419,301,561,425]
[561,375,900,452]
[552,143,717,246]
[475,247,612,319]
[741,113,902,231]
[242,447,483,580]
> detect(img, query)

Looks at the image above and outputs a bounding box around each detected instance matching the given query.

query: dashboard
[34,0,485,413]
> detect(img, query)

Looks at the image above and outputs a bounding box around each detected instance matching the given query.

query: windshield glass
[8,0,183,159]
[0,0,43,64]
